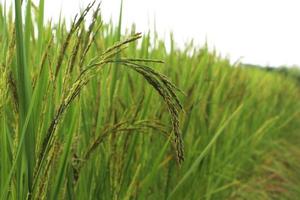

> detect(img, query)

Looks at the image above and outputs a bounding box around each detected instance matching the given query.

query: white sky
[1,0,300,67]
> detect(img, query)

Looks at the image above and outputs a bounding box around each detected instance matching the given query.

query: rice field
[0,1,300,199]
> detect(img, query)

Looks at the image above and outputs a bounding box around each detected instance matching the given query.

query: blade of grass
[110,0,123,103]
[14,0,35,197]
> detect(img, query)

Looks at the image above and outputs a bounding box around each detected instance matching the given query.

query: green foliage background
[0,1,299,199]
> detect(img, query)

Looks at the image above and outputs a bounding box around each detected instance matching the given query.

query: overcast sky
[2,0,300,67]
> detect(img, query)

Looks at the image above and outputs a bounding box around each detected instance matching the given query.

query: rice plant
[0,0,299,199]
